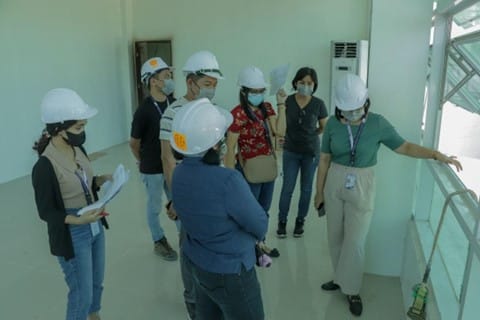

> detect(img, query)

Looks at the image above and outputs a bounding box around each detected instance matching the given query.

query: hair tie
[42,129,51,139]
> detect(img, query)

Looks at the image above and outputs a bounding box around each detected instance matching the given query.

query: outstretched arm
[394,141,463,172]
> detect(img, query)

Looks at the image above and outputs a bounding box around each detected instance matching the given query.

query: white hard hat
[237,66,269,89]
[334,73,368,111]
[182,51,224,79]
[141,57,172,84]
[170,98,233,156]
[41,88,98,124]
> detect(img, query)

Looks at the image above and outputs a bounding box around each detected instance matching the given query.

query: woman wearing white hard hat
[170,98,268,320]
[314,74,462,316]
[32,88,111,320]
[225,66,287,258]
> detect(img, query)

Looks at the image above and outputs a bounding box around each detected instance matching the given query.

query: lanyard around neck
[74,166,93,205]
[152,97,169,116]
[346,119,366,166]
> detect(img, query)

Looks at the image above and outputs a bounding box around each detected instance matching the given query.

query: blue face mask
[297,84,314,96]
[248,93,264,106]
[161,79,175,95]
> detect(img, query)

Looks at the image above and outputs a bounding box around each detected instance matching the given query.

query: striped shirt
[159,96,191,141]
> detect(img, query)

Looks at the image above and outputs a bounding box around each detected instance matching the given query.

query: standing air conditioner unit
[330,40,369,113]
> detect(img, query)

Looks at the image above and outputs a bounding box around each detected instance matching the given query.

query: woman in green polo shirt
[314,74,462,317]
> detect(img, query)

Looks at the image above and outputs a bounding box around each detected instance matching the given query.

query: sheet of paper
[269,64,290,96]
[77,164,130,216]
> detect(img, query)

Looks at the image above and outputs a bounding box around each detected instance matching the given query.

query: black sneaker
[276,221,287,238]
[154,237,178,261]
[293,219,304,238]
[347,294,363,316]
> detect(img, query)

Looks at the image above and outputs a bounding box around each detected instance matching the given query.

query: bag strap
[261,119,276,159]
[247,107,276,159]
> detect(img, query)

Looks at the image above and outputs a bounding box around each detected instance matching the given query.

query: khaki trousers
[324,163,376,295]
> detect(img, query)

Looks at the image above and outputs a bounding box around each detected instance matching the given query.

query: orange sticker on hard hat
[173,132,187,151]
[149,59,158,67]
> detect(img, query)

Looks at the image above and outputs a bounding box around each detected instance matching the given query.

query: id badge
[345,173,356,189]
[90,221,100,236]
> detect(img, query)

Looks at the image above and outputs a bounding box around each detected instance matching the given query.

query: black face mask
[64,131,86,147]
[201,148,221,165]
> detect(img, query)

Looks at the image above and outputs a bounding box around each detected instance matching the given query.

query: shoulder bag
[241,112,278,183]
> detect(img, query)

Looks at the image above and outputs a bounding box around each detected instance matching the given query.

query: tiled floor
[0,143,405,319]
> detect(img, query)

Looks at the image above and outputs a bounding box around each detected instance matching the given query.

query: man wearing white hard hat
[129,57,178,261]
[170,98,267,320]
[160,50,224,189]
[314,73,462,316]
[159,50,224,319]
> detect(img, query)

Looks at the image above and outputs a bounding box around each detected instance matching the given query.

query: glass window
[452,3,480,38]
[439,3,480,192]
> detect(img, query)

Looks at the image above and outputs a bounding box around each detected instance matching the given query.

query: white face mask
[342,108,365,122]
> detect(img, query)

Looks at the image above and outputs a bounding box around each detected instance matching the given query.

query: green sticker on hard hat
[173,132,187,151]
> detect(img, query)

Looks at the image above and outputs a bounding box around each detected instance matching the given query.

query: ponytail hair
[32,120,77,156]
[32,130,51,156]
[201,148,220,165]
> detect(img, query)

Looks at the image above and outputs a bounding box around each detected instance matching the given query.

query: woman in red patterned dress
[225,66,286,257]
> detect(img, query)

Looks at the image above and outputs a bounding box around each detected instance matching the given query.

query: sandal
[347,294,363,316]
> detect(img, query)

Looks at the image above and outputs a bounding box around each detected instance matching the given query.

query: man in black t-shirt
[130,57,178,261]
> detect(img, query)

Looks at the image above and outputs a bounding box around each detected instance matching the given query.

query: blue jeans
[57,216,105,320]
[236,163,275,213]
[141,173,173,242]
[278,150,319,223]
[185,254,264,320]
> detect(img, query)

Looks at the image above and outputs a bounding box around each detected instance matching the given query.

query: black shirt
[283,94,328,156]
[131,96,175,174]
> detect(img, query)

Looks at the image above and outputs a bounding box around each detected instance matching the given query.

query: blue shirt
[172,157,268,274]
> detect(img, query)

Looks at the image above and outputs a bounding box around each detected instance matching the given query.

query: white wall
[132,0,370,111]
[0,0,134,183]
[366,0,433,275]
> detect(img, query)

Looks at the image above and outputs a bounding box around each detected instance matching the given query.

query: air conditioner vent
[334,42,358,58]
